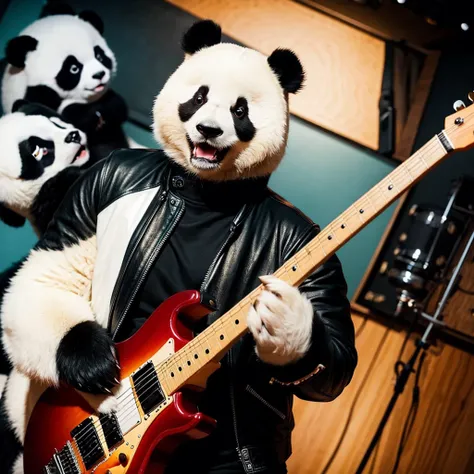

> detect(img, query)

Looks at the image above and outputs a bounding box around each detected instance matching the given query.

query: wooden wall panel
[167,0,385,150]
[287,314,474,474]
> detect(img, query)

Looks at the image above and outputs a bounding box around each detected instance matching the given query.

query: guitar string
[69,136,447,453]
[69,139,444,450]
[69,135,450,450]
[68,114,474,455]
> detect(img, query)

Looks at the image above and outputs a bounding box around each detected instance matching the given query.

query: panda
[2,2,128,163]
[0,20,356,474]
[0,101,89,234]
[0,101,90,406]
[0,102,90,474]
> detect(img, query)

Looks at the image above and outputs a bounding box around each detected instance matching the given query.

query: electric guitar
[25,99,474,474]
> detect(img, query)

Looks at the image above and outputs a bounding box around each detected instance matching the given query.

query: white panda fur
[2,14,116,113]
[2,235,97,384]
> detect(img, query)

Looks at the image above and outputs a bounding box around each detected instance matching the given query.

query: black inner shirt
[127,163,267,337]
[124,163,270,460]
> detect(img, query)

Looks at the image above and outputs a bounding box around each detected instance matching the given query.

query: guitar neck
[161,132,450,394]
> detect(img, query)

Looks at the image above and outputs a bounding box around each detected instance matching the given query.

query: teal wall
[271,120,395,296]
[0,0,42,269]
[0,0,397,297]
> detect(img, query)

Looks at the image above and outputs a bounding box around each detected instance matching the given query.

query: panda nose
[93,70,105,80]
[65,130,81,144]
[196,123,223,139]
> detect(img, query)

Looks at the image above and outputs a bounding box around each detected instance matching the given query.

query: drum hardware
[357,227,474,474]
[357,176,474,473]
[387,178,469,317]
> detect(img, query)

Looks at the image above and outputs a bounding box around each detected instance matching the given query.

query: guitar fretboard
[155,133,449,395]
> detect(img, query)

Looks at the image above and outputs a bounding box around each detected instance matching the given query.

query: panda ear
[40,2,75,18]
[181,20,221,55]
[78,10,104,35]
[12,99,29,113]
[5,36,38,69]
[267,48,305,94]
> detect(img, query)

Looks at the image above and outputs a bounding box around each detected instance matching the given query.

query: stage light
[397,0,406,4]
[461,23,469,31]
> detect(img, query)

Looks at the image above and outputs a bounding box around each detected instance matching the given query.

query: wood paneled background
[288,313,474,474]
[168,0,385,150]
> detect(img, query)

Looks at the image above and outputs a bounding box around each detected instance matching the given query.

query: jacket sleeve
[260,224,357,402]
[1,156,110,385]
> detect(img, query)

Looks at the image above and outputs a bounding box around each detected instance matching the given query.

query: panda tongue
[194,144,217,161]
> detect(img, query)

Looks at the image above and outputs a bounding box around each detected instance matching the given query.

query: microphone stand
[355,228,474,474]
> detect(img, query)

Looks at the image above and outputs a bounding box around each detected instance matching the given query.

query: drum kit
[387,176,473,320]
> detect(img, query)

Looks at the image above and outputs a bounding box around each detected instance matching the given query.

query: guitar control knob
[468,91,474,103]
[119,453,128,465]
[453,100,466,111]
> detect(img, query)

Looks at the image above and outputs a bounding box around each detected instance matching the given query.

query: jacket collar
[161,160,269,229]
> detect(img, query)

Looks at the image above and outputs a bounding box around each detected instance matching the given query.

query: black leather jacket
[40,148,357,472]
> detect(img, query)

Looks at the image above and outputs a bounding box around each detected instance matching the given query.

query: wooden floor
[287,314,474,474]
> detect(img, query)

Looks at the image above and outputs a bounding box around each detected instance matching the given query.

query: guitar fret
[402,163,414,182]
[352,203,366,223]
[329,222,341,244]
[364,192,377,214]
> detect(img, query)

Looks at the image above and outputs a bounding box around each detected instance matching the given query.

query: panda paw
[56,321,120,395]
[62,103,103,134]
[247,275,313,366]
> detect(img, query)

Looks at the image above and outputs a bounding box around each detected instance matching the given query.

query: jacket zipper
[109,189,167,331]
[245,385,286,420]
[229,351,254,473]
[112,192,185,339]
[200,223,236,294]
[199,215,249,470]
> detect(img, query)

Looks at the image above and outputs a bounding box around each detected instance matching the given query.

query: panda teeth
[193,143,218,161]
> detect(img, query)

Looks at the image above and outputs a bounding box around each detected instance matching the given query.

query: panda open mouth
[72,145,89,163]
[189,140,230,169]
[86,84,106,92]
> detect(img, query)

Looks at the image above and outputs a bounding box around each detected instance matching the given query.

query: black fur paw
[56,321,120,395]
[62,103,102,135]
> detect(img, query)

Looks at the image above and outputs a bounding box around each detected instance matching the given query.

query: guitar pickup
[132,361,165,414]
[99,412,123,450]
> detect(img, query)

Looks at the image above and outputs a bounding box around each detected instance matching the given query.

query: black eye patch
[18,136,55,180]
[178,86,209,122]
[231,97,255,142]
[94,45,113,70]
[56,55,83,91]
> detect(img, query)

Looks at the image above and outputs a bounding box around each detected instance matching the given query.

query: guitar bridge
[43,442,80,474]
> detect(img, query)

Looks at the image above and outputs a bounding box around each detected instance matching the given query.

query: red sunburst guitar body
[23,291,217,474]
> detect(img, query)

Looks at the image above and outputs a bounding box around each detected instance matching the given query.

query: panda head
[0,102,89,217]
[3,5,116,111]
[153,20,305,182]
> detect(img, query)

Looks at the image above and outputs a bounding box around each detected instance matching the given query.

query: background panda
[2,1,128,163]
[0,101,90,395]
[0,101,89,235]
